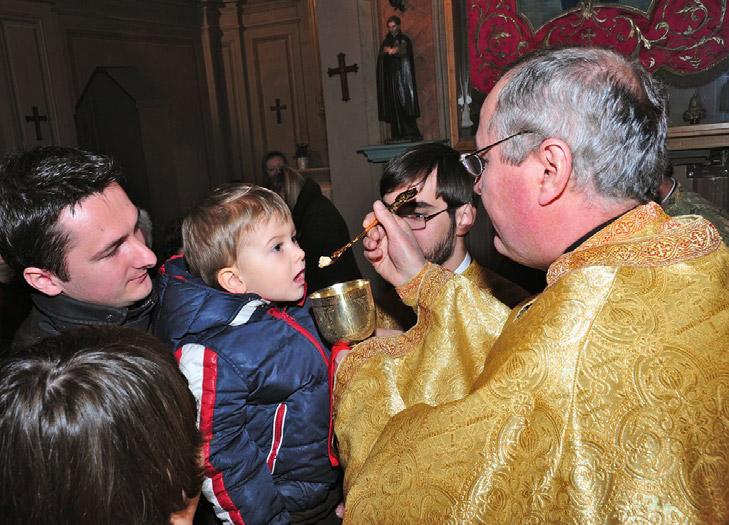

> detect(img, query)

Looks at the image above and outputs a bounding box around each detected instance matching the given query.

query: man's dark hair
[380,142,475,208]
[0,146,120,279]
[0,326,202,525]
[387,15,401,26]
[261,150,288,174]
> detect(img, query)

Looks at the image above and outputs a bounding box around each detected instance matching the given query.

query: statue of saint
[377,16,422,142]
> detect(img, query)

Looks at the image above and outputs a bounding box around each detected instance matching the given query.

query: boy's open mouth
[294,268,305,284]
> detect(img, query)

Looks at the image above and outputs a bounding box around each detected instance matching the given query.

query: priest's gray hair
[491,46,667,203]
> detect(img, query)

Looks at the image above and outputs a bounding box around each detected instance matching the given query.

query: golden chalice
[309,279,376,344]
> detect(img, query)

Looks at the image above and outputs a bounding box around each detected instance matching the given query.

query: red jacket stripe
[266,403,287,473]
[198,347,246,525]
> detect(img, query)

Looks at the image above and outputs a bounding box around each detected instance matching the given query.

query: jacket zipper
[267,307,339,467]
[267,307,330,366]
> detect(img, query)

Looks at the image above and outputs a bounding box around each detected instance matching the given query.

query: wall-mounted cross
[25,106,48,141]
[270,98,287,124]
[327,52,358,102]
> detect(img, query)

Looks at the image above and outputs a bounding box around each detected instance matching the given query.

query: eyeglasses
[460,131,534,181]
[398,208,450,231]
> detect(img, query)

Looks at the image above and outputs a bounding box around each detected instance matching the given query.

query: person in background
[376,142,530,332]
[262,150,288,180]
[154,184,341,525]
[658,163,729,244]
[138,208,154,247]
[268,166,361,292]
[0,326,202,525]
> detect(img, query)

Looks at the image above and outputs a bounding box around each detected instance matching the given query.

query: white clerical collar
[453,252,472,275]
[660,177,677,205]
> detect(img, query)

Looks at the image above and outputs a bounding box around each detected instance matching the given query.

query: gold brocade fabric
[334,203,729,523]
[374,261,527,332]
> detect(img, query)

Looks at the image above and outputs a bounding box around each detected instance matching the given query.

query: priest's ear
[454,203,477,236]
[23,267,64,297]
[536,138,572,206]
[217,266,247,294]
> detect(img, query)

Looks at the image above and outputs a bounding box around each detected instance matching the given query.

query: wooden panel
[220,35,251,181]
[66,30,211,216]
[240,0,329,178]
[3,19,55,146]
[667,123,729,151]
[255,33,298,155]
[0,1,75,157]
[244,18,312,179]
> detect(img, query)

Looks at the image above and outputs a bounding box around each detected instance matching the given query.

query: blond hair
[268,166,305,209]
[182,184,291,287]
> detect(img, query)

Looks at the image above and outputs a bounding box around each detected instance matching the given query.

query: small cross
[270,98,287,124]
[25,106,48,141]
[327,52,358,102]
[581,28,596,45]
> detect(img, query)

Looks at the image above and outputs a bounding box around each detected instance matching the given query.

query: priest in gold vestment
[334,47,729,523]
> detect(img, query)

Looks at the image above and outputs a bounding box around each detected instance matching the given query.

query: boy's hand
[331,340,351,382]
[333,348,351,377]
[362,200,426,287]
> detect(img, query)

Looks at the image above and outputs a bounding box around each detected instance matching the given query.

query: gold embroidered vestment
[334,203,729,523]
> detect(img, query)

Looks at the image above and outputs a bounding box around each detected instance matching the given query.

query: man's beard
[424,215,456,266]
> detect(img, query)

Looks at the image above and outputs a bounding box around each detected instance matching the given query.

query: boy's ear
[217,266,247,294]
[454,203,476,236]
[23,267,64,296]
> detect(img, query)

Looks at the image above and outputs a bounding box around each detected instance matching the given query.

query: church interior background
[1,0,727,297]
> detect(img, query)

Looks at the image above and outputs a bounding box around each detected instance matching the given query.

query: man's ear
[454,203,476,236]
[537,138,572,206]
[217,266,247,294]
[23,267,65,296]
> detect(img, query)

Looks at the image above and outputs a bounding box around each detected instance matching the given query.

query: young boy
[154,184,341,525]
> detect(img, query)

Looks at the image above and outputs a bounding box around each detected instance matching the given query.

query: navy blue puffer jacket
[153,257,339,525]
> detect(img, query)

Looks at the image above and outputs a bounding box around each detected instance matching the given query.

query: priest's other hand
[362,200,426,287]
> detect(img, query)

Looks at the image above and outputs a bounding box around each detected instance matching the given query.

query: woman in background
[269,166,361,292]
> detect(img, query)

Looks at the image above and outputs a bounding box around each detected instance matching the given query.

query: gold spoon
[319,187,417,268]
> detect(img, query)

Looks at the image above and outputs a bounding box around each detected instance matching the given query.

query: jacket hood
[154,256,268,347]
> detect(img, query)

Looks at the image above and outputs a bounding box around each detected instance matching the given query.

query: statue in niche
[683,92,706,125]
[377,15,422,143]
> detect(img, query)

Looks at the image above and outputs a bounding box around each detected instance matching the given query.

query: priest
[334,47,729,523]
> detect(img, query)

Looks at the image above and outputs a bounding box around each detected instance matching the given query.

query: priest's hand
[362,200,426,287]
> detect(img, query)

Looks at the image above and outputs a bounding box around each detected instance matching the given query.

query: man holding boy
[154,184,340,525]
[335,47,729,522]
[0,146,158,349]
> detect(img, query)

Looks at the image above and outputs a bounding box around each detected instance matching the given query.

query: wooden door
[241,1,328,182]
[246,25,300,161]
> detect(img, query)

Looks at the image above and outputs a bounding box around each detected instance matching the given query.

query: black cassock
[377,31,422,141]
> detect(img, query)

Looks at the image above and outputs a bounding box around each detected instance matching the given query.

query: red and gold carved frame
[468,0,729,95]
